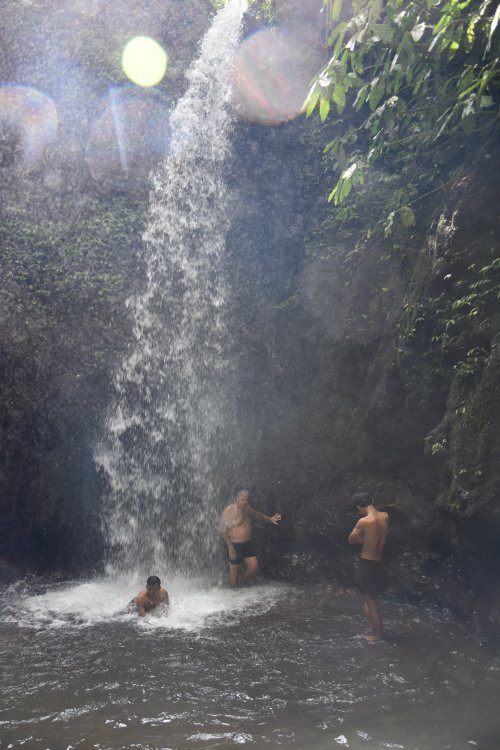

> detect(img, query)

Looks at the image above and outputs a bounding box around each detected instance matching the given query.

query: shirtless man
[220,489,282,586]
[129,575,169,617]
[348,497,389,641]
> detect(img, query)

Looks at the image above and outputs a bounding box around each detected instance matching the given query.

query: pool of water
[0,578,498,749]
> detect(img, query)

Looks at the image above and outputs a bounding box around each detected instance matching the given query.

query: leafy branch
[306,0,500,232]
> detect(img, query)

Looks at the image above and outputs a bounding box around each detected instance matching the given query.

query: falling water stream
[95,0,246,577]
[1,3,499,748]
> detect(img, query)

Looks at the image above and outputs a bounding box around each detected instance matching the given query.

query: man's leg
[228,562,240,587]
[363,593,383,641]
[239,556,258,582]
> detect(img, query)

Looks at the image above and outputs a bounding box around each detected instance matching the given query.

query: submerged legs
[228,563,240,587]
[227,556,258,587]
[239,556,258,582]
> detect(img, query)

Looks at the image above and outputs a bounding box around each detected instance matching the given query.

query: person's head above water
[146,575,161,590]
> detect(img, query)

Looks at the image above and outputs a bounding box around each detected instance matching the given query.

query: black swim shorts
[228,539,257,565]
[356,558,387,597]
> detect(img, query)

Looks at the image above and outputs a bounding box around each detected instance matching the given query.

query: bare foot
[364,634,383,642]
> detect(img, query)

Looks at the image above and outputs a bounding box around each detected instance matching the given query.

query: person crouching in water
[348,496,389,641]
[129,576,169,616]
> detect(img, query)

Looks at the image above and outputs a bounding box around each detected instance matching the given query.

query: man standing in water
[129,576,169,617]
[220,489,282,586]
[348,497,389,641]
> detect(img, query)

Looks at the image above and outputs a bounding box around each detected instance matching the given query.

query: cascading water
[95,0,247,578]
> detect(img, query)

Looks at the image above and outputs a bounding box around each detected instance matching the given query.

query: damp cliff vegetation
[246,0,499,520]
[304,0,499,237]
[304,0,500,517]
[0,188,147,572]
[249,0,499,235]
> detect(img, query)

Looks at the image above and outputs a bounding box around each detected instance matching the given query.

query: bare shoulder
[136,589,147,603]
[220,503,234,520]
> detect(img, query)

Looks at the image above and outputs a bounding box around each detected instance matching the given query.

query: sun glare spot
[0,86,58,169]
[231,27,322,125]
[121,36,168,88]
[86,86,171,186]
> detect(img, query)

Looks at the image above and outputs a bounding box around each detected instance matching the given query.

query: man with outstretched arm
[348,497,389,641]
[128,575,169,617]
[220,489,281,586]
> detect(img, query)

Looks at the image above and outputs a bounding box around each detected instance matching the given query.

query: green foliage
[246,0,276,21]
[328,161,365,204]
[430,256,500,371]
[0,193,145,373]
[429,437,448,455]
[306,0,499,230]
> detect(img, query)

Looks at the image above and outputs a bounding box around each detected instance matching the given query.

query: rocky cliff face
[0,0,214,576]
[225,106,499,628]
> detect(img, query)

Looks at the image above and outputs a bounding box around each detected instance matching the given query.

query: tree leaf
[354,84,369,110]
[486,4,500,53]
[480,94,494,108]
[304,88,320,117]
[400,206,416,227]
[333,85,346,112]
[371,23,394,43]
[341,162,358,180]
[331,0,343,22]
[320,96,331,121]
[369,83,385,110]
[411,22,426,41]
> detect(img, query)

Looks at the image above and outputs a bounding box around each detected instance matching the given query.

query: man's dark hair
[353,492,373,510]
[146,575,161,587]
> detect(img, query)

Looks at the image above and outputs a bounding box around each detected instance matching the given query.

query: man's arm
[348,519,364,545]
[220,508,237,559]
[160,590,169,607]
[136,592,147,617]
[249,506,282,525]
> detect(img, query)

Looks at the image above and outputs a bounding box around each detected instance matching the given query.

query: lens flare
[121,36,168,88]
[86,87,171,185]
[72,0,101,17]
[0,86,58,169]
[231,26,322,125]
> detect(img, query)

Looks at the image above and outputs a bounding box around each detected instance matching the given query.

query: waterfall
[95,0,247,578]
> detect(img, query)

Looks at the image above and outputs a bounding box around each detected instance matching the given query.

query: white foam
[1,576,286,632]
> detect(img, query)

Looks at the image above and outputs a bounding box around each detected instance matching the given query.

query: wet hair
[353,493,374,510]
[146,575,161,587]
[235,488,250,500]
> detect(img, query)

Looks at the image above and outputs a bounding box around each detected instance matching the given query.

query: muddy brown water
[0,578,498,749]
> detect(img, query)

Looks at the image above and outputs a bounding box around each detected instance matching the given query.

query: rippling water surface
[1,579,498,749]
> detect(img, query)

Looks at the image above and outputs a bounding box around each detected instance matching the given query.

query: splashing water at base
[3,576,285,632]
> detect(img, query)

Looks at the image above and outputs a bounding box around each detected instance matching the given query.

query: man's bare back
[350,510,389,560]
